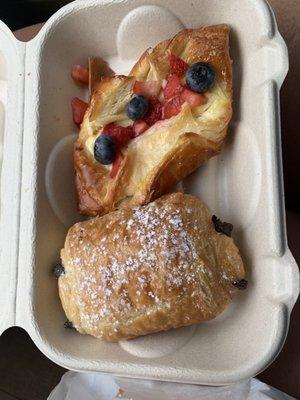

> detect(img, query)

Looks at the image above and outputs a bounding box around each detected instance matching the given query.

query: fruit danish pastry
[58,193,245,341]
[74,24,232,216]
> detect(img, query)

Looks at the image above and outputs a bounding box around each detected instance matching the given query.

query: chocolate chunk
[64,320,74,329]
[232,279,248,290]
[52,263,65,278]
[212,215,233,237]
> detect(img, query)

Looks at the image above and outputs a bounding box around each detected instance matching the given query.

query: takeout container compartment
[0,0,298,386]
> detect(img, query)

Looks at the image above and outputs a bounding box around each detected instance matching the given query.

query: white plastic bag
[48,371,296,400]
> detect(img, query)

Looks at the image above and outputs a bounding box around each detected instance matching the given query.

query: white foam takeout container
[0,0,299,386]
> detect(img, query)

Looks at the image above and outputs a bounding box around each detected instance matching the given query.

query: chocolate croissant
[59,193,245,341]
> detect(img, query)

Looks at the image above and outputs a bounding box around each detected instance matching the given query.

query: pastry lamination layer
[75,25,232,216]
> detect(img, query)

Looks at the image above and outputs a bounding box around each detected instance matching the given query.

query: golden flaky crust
[59,193,244,341]
[75,25,232,216]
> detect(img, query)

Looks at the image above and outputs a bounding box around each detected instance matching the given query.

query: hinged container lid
[0,22,25,334]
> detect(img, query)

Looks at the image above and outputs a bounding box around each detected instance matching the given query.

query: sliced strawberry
[162,96,182,119]
[133,80,160,97]
[180,87,207,107]
[104,123,135,148]
[110,152,124,178]
[133,120,149,137]
[143,96,163,126]
[163,74,184,100]
[169,54,189,78]
[71,65,89,84]
[71,97,88,126]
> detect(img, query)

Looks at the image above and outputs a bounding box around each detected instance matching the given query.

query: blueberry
[126,95,149,120]
[185,62,215,93]
[94,134,116,165]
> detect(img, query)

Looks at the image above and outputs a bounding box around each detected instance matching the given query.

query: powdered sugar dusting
[64,196,232,333]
